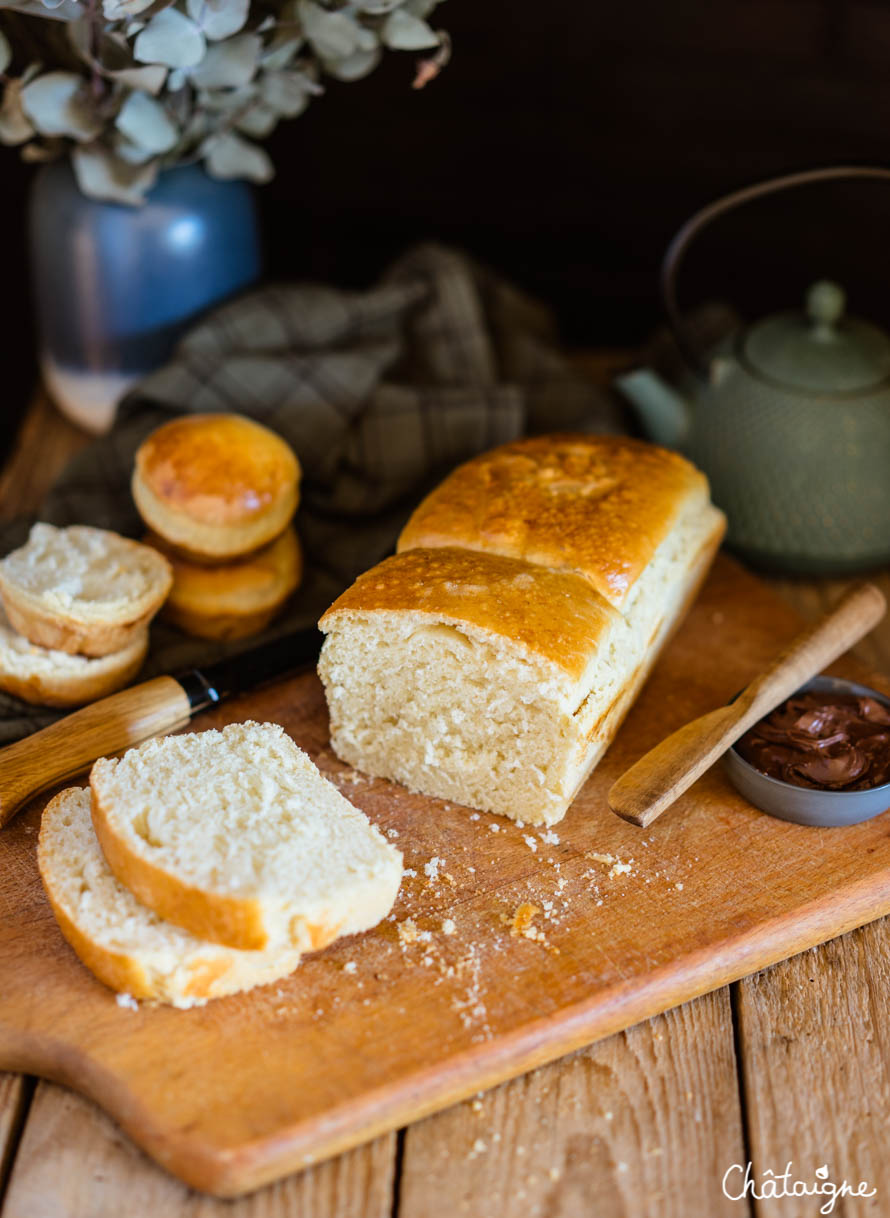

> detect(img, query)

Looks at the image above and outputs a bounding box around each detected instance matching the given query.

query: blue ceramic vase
[28,158,262,432]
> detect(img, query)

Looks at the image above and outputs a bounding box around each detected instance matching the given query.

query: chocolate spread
[735,692,890,791]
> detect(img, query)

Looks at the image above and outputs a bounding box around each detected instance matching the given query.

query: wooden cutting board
[2,554,890,1198]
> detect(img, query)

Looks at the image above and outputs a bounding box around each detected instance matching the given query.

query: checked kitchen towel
[0,242,624,742]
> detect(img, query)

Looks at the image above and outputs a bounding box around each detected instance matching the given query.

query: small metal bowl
[725,675,890,827]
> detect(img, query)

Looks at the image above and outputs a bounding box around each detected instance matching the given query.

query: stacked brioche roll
[38,722,402,1007]
[0,524,172,706]
[133,414,303,640]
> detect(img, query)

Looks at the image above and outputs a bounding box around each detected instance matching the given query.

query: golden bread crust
[320,546,620,682]
[132,414,300,559]
[0,628,147,708]
[39,789,303,1004]
[89,783,272,951]
[147,526,302,640]
[397,434,709,610]
[0,527,172,657]
[2,592,158,658]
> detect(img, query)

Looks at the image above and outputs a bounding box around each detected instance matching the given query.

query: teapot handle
[662,165,890,376]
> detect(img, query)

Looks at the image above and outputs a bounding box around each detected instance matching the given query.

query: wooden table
[1,390,890,1218]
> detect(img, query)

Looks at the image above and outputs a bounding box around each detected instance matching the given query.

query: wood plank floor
[1,391,888,1217]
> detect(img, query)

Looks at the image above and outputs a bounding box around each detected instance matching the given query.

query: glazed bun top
[134,414,301,528]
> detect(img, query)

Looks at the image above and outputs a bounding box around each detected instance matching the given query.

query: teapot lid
[741,281,890,394]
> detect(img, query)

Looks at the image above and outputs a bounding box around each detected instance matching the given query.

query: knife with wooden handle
[0,627,323,830]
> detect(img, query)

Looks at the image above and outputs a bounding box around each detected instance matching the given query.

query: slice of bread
[39,787,302,1007]
[0,605,147,707]
[0,524,172,657]
[90,722,403,951]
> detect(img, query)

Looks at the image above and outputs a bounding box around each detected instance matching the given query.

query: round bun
[147,526,302,641]
[132,414,301,560]
[0,523,172,658]
[0,605,147,707]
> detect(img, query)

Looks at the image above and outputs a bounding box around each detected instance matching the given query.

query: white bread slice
[0,605,147,707]
[38,788,302,1007]
[0,523,172,657]
[90,722,403,951]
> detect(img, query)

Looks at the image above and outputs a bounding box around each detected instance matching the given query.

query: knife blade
[0,625,324,831]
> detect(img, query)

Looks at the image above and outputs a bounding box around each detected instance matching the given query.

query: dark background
[5,0,890,451]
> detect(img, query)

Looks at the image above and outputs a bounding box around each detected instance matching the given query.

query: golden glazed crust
[0,627,148,708]
[89,779,345,954]
[132,414,300,560]
[396,434,710,610]
[319,546,621,683]
[146,526,302,641]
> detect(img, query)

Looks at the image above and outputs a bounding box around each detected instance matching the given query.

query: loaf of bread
[147,525,302,640]
[0,524,171,657]
[90,721,403,951]
[319,434,725,825]
[132,414,301,561]
[0,605,147,707]
[39,788,302,1007]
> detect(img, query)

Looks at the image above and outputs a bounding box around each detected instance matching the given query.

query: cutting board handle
[0,676,192,830]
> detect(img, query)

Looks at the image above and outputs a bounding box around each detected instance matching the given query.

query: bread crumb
[540,830,560,845]
[469,812,480,821]
[522,835,538,853]
[488,823,501,833]
[500,901,546,942]
[471,1098,483,1112]
[115,992,138,1011]
[386,828,399,839]
[468,1138,487,1159]
[588,852,616,865]
[424,856,445,881]
[548,1166,561,1181]
[398,918,419,945]
[343,961,357,974]
[403,867,417,878]
[676,882,684,891]
[442,918,456,935]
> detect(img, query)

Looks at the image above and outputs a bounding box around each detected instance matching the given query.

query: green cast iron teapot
[617,166,890,575]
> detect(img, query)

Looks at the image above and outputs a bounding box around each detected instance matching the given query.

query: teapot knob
[807,280,845,338]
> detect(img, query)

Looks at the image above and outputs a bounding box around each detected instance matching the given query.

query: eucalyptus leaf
[190,32,260,88]
[111,63,167,93]
[186,0,249,41]
[0,79,35,144]
[21,70,102,139]
[381,8,438,49]
[234,100,276,137]
[113,131,158,162]
[202,129,272,182]
[115,88,177,152]
[0,29,11,73]
[259,66,316,115]
[298,0,360,60]
[72,141,159,203]
[323,46,380,81]
[102,0,155,19]
[354,25,377,52]
[134,8,205,68]
[261,31,303,71]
